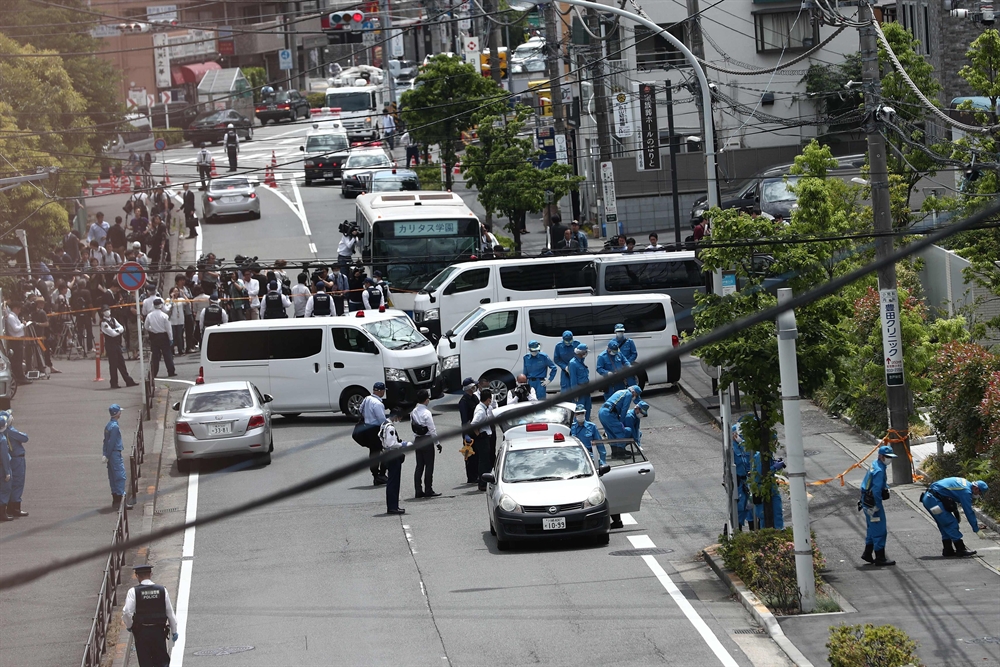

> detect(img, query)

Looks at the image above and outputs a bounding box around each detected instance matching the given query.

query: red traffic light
[352,12,364,22]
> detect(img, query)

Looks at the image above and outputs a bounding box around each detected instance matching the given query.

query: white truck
[324,65,388,142]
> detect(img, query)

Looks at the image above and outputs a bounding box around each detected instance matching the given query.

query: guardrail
[128,414,145,507]
[143,360,153,421]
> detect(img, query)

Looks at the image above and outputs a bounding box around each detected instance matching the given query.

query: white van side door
[461,308,522,392]
[268,328,330,412]
[441,266,493,333]
[329,325,381,415]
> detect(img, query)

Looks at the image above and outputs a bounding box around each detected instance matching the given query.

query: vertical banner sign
[554,133,568,165]
[464,36,480,71]
[153,32,171,89]
[879,289,905,386]
[390,29,405,57]
[721,271,737,296]
[613,91,633,138]
[600,160,618,224]
[638,83,661,171]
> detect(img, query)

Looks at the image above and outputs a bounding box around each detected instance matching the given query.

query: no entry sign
[117,261,147,292]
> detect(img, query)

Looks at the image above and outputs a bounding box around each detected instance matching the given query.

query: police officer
[506,374,536,404]
[752,452,785,530]
[101,306,138,389]
[471,388,496,491]
[596,340,632,401]
[224,123,239,171]
[103,404,131,510]
[2,412,28,518]
[122,563,178,667]
[571,403,603,466]
[373,270,392,306]
[347,264,367,311]
[379,418,408,514]
[567,344,591,418]
[553,330,579,392]
[362,277,384,309]
[622,400,649,449]
[860,445,897,566]
[0,413,12,521]
[731,422,753,531]
[359,382,390,485]
[458,377,480,484]
[260,280,291,319]
[921,477,989,557]
[196,143,212,189]
[599,385,641,458]
[410,388,441,499]
[199,292,228,328]
[305,283,333,317]
[522,340,557,399]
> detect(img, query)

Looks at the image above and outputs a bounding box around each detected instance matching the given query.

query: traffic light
[117,22,151,33]
[322,11,365,43]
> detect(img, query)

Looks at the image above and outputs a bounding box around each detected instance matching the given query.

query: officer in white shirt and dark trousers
[328,265,350,315]
[260,281,291,319]
[358,382,390,485]
[291,273,311,317]
[361,277,384,309]
[122,563,178,667]
[4,302,28,384]
[198,293,228,328]
[410,389,441,498]
[471,389,496,491]
[143,298,176,378]
[305,283,333,317]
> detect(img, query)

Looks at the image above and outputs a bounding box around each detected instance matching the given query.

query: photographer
[337,221,360,267]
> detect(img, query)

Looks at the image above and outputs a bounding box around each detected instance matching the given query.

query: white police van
[198,309,439,418]
[437,294,681,401]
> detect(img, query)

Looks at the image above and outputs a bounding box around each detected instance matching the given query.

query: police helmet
[975,480,989,494]
[635,401,649,417]
[877,444,897,458]
[574,404,586,414]
[528,340,541,352]
[562,330,573,341]
[615,323,626,333]
[607,340,620,351]
[0,413,8,432]
[227,123,234,129]
[109,403,122,416]
[363,277,374,285]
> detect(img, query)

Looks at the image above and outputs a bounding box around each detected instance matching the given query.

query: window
[469,311,518,339]
[206,331,269,362]
[185,389,254,413]
[270,329,323,359]
[332,327,375,353]
[499,261,596,292]
[752,10,818,53]
[604,261,705,292]
[445,268,490,294]
[529,306,593,338]
[634,24,687,68]
[592,303,666,334]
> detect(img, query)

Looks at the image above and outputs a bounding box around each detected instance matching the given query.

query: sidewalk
[678,356,1000,667]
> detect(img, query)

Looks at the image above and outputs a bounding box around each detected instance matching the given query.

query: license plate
[223,196,240,203]
[542,517,566,531]
[208,423,232,436]
[323,171,333,178]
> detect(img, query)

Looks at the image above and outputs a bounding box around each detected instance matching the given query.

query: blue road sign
[278,49,293,70]
[117,261,147,292]
[154,138,167,151]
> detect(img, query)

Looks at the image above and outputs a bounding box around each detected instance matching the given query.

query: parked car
[173,380,274,472]
[202,176,261,222]
[184,109,254,146]
[301,126,351,185]
[255,89,311,124]
[341,148,394,197]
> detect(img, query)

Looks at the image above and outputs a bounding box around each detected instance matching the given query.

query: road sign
[154,138,167,151]
[600,161,618,224]
[554,133,568,165]
[161,91,172,104]
[361,20,375,31]
[464,36,480,71]
[117,262,147,292]
[278,49,293,70]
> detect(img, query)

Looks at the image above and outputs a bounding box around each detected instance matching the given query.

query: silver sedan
[173,381,273,472]
[202,176,261,222]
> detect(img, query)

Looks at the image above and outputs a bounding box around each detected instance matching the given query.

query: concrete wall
[917,244,1000,346]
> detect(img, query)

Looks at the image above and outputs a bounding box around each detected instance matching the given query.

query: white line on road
[627,534,740,667]
[620,513,637,526]
[290,178,311,236]
[309,242,317,254]
[171,471,199,667]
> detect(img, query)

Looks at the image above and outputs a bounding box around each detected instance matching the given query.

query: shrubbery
[827,624,919,667]
[306,92,326,109]
[154,128,184,147]
[717,528,825,612]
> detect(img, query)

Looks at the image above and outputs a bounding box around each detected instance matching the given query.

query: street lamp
[506,0,720,212]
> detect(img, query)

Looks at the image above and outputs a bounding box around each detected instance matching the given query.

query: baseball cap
[373,381,386,391]
[877,445,897,458]
[528,340,541,351]
[615,323,625,332]
[608,340,620,350]
[109,404,122,415]
[576,343,589,353]
[975,480,989,493]
[562,330,573,340]
[629,385,642,397]
[462,377,476,388]
[374,270,382,277]
[363,277,373,284]
[635,401,649,416]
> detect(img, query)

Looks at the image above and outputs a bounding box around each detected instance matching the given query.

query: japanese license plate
[208,423,232,436]
[542,517,566,530]
[323,171,333,178]
[223,196,240,203]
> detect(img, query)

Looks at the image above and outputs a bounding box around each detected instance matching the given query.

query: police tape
[800,429,922,487]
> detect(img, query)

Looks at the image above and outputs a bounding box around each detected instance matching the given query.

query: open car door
[598,440,655,514]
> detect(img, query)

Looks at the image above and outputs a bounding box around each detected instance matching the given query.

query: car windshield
[347,153,390,168]
[185,389,253,413]
[361,315,430,350]
[502,446,594,483]
[497,406,573,432]
[306,135,349,152]
[420,266,456,294]
[210,178,250,190]
[326,91,372,112]
[761,177,800,203]
[372,174,419,192]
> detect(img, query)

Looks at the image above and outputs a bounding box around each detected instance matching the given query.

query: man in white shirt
[291,273,311,317]
[410,389,441,498]
[143,298,176,378]
[646,232,665,250]
[122,563,178,666]
[196,143,213,189]
[241,270,260,320]
[337,228,359,267]
[506,374,538,404]
[87,213,108,246]
[471,389,496,491]
[133,242,150,268]
[140,287,161,318]
[4,302,28,384]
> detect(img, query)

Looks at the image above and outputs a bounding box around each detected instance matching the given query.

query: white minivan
[198,310,439,418]
[437,294,681,400]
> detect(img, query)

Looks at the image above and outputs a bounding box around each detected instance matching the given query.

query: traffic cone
[133,172,141,191]
[163,164,171,185]
[270,150,278,170]
[264,164,278,188]
[109,173,118,191]
[210,158,218,178]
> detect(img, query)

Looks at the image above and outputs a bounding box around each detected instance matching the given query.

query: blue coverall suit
[104,417,127,497]
[732,432,752,529]
[599,389,634,453]
[7,427,28,505]
[623,410,643,449]
[861,459,889,550]
[922,477,980,541]
[568,356,591,419]
[553,340,580,391]
[616,336,638,385]
[523,352,558,399]
[572,420,604,466]
[596,350,631,401]
[752,452,784,529]
[0,433,11,506]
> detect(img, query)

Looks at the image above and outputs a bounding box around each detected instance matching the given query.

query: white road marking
[278,137,303,145]
[309,242,317,254]
[171,471,199,667]
[628,534,740,667]
[290,178,311,235]
[620,513,638,526]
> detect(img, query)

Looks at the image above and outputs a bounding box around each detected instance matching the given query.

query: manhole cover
[193,646,255,656]
[733,628,766,635]
[803,450,820,457]
[608,548,674,556]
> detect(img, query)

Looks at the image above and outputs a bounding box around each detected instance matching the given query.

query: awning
[170,61,221,86]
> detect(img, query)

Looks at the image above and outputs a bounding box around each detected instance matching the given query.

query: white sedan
[173,381,274,472]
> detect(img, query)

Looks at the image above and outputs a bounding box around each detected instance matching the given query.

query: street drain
[193,646,255,656]
[154,507,184,515]
[803,450,820,457]
[608,548,674,556]
[733,628,766,636]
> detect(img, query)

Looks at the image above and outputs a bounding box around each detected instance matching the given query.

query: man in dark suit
[181,183,197,239]
[457,377,480,484]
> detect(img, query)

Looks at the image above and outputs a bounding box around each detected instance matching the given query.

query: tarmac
[679,355,1000,667]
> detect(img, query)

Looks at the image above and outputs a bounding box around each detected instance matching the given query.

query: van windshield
[421,266,457,294]
[326,91,373,112]
[450,307,484,335]
[362,315,430,350]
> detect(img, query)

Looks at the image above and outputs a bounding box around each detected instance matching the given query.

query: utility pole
[684,0,706,134]
[665,83,682,246]
[586,8,612,234]
[859,2,911,484]
[544,1,566,134]
[379,0,397,103]
[485,0,503,86]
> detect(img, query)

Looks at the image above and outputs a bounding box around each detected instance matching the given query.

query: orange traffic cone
[109,173,118,191]
[133,172,141,191]
[270,150,278,170]
[163,164,171,185]
[264,164,278,188]
[210,157,218,178]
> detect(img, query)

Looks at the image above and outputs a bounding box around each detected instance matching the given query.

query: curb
[702,545,815,667]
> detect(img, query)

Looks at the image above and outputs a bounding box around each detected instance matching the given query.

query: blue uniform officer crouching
[103,404,131,511]
[523,340,557,399]
[599,385,641,457]
[622,401,649,449]
[859,445,897,566]
[921,477,989,558]
[571,404,604,466]
[553,331,580,392]
[596,340,632,401]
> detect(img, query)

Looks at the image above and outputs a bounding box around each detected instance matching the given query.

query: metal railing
[128,414,145,507]
[80,503,129,667]
[143,359,153,421]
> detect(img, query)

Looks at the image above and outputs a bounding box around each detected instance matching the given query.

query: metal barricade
[80,505,130,667]
[127,415,144,509]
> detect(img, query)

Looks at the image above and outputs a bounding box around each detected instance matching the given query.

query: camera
[339,220,359,236]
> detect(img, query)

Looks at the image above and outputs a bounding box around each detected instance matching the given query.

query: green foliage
[305,92,326,109]
[920,451,964,482]
[800,54,863,134]
[929,342,998,461]
[826,624,920,667]
[411,163,442,190]
[242,67,268,103]
[717,528,825,612]
[154,128,185,147]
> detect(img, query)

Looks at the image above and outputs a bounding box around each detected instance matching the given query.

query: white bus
[355,191,481,313]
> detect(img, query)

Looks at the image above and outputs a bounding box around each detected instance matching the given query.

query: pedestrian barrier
[79,501,129,667]
[143,357,154,421]
[128,413,145,506]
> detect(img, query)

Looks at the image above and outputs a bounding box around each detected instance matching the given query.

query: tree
[399,55,506,190]
[801,54,863,137]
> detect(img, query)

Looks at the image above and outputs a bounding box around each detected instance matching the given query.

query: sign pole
[136,288,146,412]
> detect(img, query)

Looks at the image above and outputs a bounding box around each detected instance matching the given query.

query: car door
[601,441,655,514]
[329,325,381,409]
[267,328,330,412]
[462,308,521,379]
[442,267,492,327]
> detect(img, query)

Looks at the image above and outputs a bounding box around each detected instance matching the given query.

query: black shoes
[0,504,10,521]
[872,549,895,566]
[954,539,977,557]
[125,380,139,387]
[610,516,624,529]
[942,539,956,557]
[861,544,875,563]
[167,373,178,377]
[387,508,406,515]
[373,475,388,486]
[424,491,441,498]
[8,502,27,517]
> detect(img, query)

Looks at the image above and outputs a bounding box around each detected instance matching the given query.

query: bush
[242,67,267,102]
[717,528,825,612]
[412,163,442,190]
[826,624,919,667]
[306,92,326,109]
[920,450,963,481]
[154,128,184,147]
[929,342,998,461]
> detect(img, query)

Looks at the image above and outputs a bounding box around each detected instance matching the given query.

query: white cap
[227,123,234,129]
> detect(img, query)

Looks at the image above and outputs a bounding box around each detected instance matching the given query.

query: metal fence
[143,360,153,421]
[128,414,145,507]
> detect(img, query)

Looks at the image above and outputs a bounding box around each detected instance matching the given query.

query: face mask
[616,332,624,340]
[609,350,617,356]
[564,339,573,345]
[530,350,539,357]
[575,415,585,424]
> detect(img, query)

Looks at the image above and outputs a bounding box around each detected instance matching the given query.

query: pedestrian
[646,233,665,250]
[522,340,557,399]
[506,374,537,404]
[167,287,186,356]
[382,106,396,150]
[240,269,260,320]
[143,298,176,378]
[599,385,641,458]
[361,277,384,309]
[260,281,291,319]
[100,306,138,389]
[224,123,240,171]
[411,388,441,498]
[379,418,407,514]
[596,340,632,401]
[547,213,568,250]
[108,216,128,253]
[920,477,989,557]
[337,225,360,267]
[0,413,13,521]
[198,292,228,329]
[328,265,350,315]
[4,301,29,385]
[553,330,579,393]
[859,444,897,566]
[571,403,603,466]
[458,377,480,484]
[291,273,311,318]
[570,220,588,250]
[177,277,196,354]
[122,563,179,667]
[555,228,580,255]
[568,343,591,419]
[103,404,132,510]
[402,129,419,168]
[196,143,212,189]
[347,265,366,312]
[622,400,649,449]
[182,183,197,239]
[2,411,28,519]
[357,382,390,485]
[471,388,496,491]
[88,213,109,246]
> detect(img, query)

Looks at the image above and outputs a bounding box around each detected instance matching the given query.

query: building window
[923,5,930,53]
[634,24,688,69]
[752,10,818,54]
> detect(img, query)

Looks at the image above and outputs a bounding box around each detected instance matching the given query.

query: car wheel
[667,357,681,384]
[483,371,514,407]
[178,459,194,474]
[245,126,253,141]
[340,387,370,419]
[595,532,610,546]
[281,413,301,420]
[304,177,312,186]
[255,451,272,466]
[304,107,311,119]
[637,370,648,390]
[252,210,261,220]
[496,537,510,551]
[268,435,274,453]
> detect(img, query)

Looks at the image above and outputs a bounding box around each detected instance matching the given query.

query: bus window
[371,218,479,292]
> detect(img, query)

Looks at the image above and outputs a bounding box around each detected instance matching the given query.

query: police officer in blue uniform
[860,445,896,566]
[523,340,557,399]
[103,404,131,510]
[553,330,579,392]
[622,400,649,449]
[614,323,638,384]
[2,411,29,518]
[731,423,753,530]
[571,403,603,465]
[921,477,989,558]
[598,385,641,458]
[123,563,178,667]
[752,451,785,529]
[596,340,632,401]
[567,343,591,419]
[0,413,11,521]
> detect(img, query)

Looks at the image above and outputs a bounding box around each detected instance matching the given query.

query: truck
[324,65,388,142]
